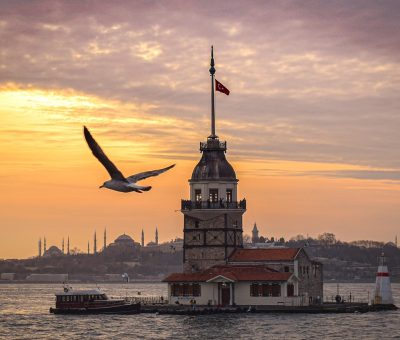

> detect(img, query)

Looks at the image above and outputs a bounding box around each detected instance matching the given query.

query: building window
[270,284,281,297]
[195,221,199,228]
[284,266,289,272]
[250,283,259,296]
[226,189,232,203]
[192,283,201,296]
[172,284,180,296]
[171,283,201,297]
[250,283,281,297]
[195,189,202,202]
[209,189,218,202]
[182,284,189,296]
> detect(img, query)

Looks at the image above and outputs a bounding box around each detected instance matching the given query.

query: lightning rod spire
[209,46,217,139]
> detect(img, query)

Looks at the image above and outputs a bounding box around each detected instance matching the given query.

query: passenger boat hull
[50,302,140,315]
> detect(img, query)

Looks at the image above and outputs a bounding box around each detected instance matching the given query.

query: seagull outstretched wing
[127,164,175,183]
[83,126,126,181]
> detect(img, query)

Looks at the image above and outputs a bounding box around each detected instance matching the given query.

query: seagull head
[100,180,113,189]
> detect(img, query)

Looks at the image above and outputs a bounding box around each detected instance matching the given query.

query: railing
[181,199,246,210]
[125,296,168,305]
[323,295,368,304]
[200,140,227,152]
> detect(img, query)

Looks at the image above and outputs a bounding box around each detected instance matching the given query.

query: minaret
[372,252,394,305]
[38,238,42,258]
[94,231,97,254]
[104,228,107,251]
[67,236,70,255]
[181,47,246,272]
[43,237,47,253]
[62,238,65,254]
[141,229,144,247]
[155,227,159,245]
[87,241,90,255]
[395,235,398,248]
[252,223,259,244]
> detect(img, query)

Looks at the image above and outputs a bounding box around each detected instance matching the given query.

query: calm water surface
[0,283,399,339]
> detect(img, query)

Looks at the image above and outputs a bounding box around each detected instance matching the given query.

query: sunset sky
[1,1,399,258]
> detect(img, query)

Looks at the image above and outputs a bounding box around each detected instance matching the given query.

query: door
[220,284,230,306]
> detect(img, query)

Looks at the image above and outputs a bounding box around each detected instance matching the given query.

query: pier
[140,303,397,315]
[122,296,397,315]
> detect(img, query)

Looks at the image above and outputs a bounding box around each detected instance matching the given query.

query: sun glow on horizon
[0,83,399,259]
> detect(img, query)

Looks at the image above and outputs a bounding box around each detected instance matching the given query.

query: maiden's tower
[181,47,246,273]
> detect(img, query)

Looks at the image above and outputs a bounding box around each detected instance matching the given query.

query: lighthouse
[372,252,394,305]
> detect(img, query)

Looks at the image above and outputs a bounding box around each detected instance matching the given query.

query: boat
[49,285,140,314]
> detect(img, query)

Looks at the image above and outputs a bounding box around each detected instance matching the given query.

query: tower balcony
[181,199,246,211]
[200,140,226,152]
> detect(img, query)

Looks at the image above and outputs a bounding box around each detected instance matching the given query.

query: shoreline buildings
[164,48,323,306]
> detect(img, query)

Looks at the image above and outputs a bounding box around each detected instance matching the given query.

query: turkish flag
[215,79,230,95]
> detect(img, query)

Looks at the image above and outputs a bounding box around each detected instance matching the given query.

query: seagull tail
[141,186,152,191]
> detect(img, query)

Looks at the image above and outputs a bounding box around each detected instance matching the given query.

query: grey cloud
[297,169,400,182]
[1,0,400,180]
[242,167,400,182]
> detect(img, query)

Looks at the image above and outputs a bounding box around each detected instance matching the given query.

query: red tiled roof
[229,248,300,262]
[163,265,292,283]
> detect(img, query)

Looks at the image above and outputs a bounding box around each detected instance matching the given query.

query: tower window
[195,189,202,202]
[209,189,218,202]
[226,189,232,203]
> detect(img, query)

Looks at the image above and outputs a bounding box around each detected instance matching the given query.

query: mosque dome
[114,234,135,245]
[43,245,63,257]
[191,139,237,181]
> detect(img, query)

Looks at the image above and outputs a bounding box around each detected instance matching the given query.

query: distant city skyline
[1,1,400,258]
[13,226,400,260]
[36,227,163,256]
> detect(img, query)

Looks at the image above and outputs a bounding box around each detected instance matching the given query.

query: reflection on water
[0,283,399,339]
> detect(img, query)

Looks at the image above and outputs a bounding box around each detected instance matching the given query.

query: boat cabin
[54,288,123,309]
[56,290,107,303]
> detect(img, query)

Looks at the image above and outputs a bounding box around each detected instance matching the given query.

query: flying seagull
[83,126,175,193]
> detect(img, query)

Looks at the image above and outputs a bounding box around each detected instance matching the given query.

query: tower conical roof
[191,138,236,181]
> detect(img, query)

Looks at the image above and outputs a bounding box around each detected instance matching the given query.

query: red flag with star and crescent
[215,79,230,95]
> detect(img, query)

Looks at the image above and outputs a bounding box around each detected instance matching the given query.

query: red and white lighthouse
[372,252,393,305]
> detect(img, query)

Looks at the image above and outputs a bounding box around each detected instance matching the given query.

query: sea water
[0,282,399,339]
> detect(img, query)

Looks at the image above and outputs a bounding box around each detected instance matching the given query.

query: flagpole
[209,45,216,139]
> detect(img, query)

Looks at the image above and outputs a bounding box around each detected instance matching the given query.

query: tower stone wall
[183,209,244,272]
